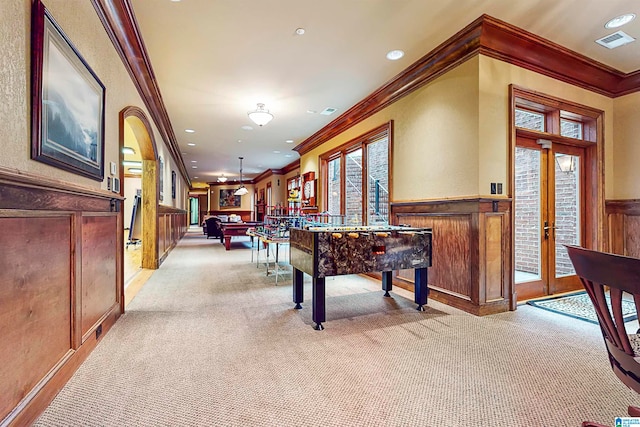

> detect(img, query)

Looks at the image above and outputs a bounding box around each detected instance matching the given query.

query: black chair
[566,245,640,427]
[205,217,223,241]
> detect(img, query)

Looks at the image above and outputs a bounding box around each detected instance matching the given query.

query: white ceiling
[130,0,639,184]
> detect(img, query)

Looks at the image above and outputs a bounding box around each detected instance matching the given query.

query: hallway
[35,229,638,426]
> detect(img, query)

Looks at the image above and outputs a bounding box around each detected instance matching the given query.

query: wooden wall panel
[156,207,187,265]
[606,200,640,257]
[81,215,118,339]
[391,198,512,315]
[159,214,167,257]
[483,214,505,301]
[0,215,72,421]
[397,214,472,298]
[0,168,123,427]
[626,216,640,259]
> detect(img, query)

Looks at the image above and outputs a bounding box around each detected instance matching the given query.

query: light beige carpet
[34,228,639,426]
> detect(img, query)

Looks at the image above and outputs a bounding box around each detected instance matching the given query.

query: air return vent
[320,107,337,116]
[595,31,635,49]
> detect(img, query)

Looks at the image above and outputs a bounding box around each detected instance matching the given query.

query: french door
[514,136,584,300]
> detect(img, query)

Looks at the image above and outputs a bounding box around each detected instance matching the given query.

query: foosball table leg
[382,271,393,297]
[414,267,429,311]
[293,268,304,310]
[312,277,326,330]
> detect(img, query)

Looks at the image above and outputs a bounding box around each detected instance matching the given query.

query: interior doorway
[514,136,584,299]
[190,197,199,225]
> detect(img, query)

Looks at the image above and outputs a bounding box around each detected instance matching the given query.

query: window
[515,108,545,132]
[327,157,341,215]
[345,149,363,224]
[560,118,583,139]
[320,122,391,225]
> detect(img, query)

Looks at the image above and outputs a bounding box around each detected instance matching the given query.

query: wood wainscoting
[158,205,188,265]
[607,199,640,257]
[0,169,123,427]
[391,198,512,315]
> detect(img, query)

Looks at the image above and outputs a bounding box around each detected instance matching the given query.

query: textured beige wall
[1,0,187,209]
[612,92,640,199]
[478,56,614,197]
[301,57,480,206]
[300,53,622,209]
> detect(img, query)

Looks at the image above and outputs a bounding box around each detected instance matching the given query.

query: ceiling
[129,0,639,184]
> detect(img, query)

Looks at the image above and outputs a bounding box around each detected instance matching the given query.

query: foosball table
[289,225,433,329]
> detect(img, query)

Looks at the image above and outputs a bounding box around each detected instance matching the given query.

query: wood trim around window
[318,121,393,222]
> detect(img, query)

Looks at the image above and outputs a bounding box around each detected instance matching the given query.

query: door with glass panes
[514,136,584,300]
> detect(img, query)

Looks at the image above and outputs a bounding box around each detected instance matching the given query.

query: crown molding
[294,14,639,156]
[90,0,190,186]
[282,159,301,175]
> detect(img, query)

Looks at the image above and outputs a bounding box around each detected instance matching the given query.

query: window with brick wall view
[322,123,390,226]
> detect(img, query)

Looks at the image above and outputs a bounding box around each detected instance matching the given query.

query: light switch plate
[110,161,117,175]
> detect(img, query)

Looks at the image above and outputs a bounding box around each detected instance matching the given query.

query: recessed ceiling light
[307,110,317,114]
[194,176,199,179]
[286,139,294,144]
[187,143,196,146]
[122,146,136,154]
[191,160,197,163]
[386,49,405,60]
[241,125,254,131]
[237,139,243,143]
[191,166,198,169]
[123,160,142,166]
[605,13,636,29]
[128,168,142,174]
[185,129,195,133]
[295,28,305,35]
[273,150,281,154]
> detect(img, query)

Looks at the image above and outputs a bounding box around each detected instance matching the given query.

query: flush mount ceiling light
[234,157,248,196]
[295,28,305,35]
[248,103,274,126]
[605,13,636,29]
[386,49,405,60]
[128,167,142,174]
[217,174,228,183]
[185,129,195,133]
[122,146,136,155]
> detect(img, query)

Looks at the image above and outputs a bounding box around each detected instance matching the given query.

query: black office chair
[205,217,223,241]
[566,245,640,427]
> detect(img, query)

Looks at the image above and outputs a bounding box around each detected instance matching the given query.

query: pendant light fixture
[247,103,274,127]
[234,157,248,196]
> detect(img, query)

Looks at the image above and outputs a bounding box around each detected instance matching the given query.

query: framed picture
[219,189,241,208]
[159,156,164,202]
[31,0,105,181]
[171,171,176,199]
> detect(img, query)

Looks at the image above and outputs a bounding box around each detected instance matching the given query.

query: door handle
[543,221,556,239]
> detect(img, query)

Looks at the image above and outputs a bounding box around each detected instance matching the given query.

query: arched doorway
[120,106,159,270]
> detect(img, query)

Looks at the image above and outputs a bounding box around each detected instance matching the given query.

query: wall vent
[595,31,635,49]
